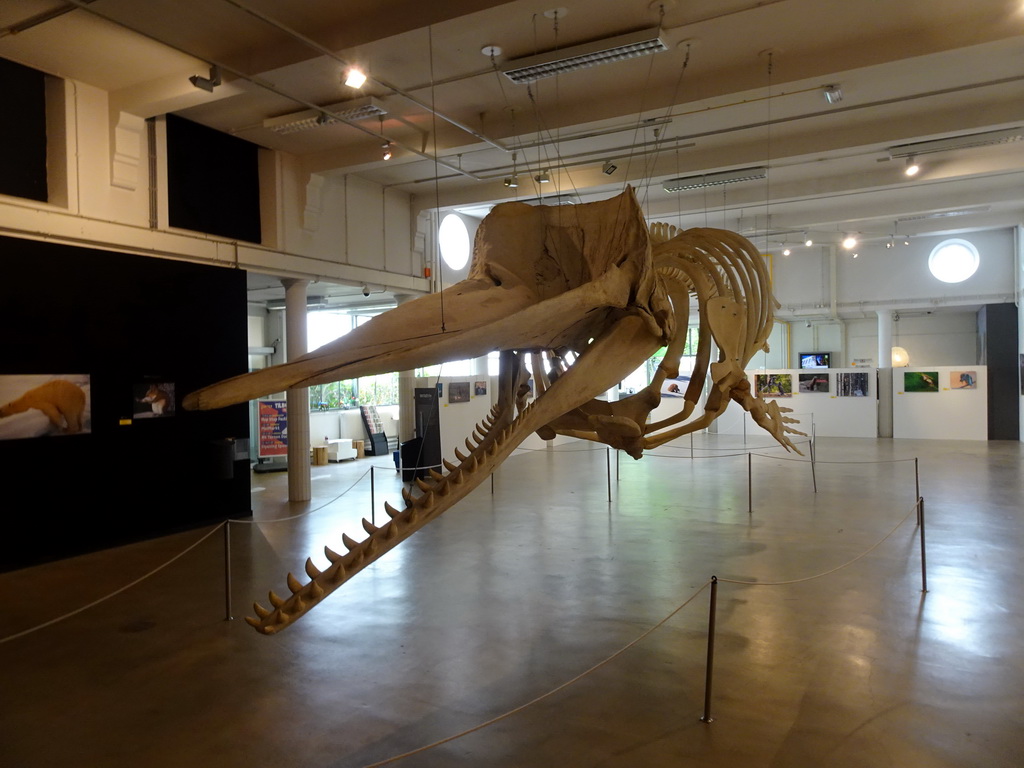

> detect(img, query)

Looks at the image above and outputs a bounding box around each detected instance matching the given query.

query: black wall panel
[0,57,48,203]
[978,303,1020,441]
[0,237,250,570]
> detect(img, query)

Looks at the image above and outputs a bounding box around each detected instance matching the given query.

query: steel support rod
[810,424,818,494]
[370,466,376,526]
[690,431,694,459]
[701,576,719,723]
[223,522,233,621]
[919,497,928,592]
[491,472,494,495]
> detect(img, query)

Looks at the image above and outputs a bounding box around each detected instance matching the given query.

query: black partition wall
[0,236,250,571]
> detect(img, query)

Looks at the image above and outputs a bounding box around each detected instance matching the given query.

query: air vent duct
[663,167,768,192]
[263,97,387,134]
[502,27,668,84]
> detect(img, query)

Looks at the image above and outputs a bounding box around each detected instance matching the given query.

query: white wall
[892,366,988,440]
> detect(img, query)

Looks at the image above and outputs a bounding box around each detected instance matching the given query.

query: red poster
[258,399,287,457]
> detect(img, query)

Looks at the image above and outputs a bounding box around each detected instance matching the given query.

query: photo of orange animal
[0,379,87,434]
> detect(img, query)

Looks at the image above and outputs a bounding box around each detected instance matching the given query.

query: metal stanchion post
[370,466,376,526]
[223,522,233,621]
[616,449,620,483]
[491,472,494,495]
[919,497,928,592]
[742,413,747,444]
[606,447,612,502]
[690,431,694,459]
[810,423,818,494]
[701,576,719,723]
[747,453,753,514]
[915,458,921,525]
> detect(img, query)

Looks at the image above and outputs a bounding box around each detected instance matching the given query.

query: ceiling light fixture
[262,97,388,134]
[842,234,858,250]
[189,65,221,92]
[663,166,768,192]
[782,247,792,256]
[382,142,392,161]
[502,27,668,84]
[504,175,519,188]
[344,67,367,88]
[602,160,617,175]
[905,156,920,176]
[888,127,1022,159]
[535,170,551,183]
[822,84,843,104]
[804,235,813,247]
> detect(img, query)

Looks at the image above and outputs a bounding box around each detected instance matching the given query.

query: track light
[382,142,392,160]
[782,247,791,256]
[905,157,920,176]
[535,170,551,183]
[503,176,519,188]
[344,68,367,88]
[602,160,617,175]
[822,85,843,104]
[804,236,813,247]
[842,234,858,250]
[189,66,221,92]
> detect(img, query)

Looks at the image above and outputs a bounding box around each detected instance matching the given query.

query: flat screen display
[800,352,831,369]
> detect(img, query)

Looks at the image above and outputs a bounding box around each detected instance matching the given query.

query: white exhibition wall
[716,368,879,439]
[892,366,988,441]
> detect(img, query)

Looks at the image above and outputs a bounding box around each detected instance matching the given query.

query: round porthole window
[438,213,470,270]
[928,238,979,283]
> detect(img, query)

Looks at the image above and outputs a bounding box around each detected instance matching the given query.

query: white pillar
[877,310,894,438]
[283,278,311,501]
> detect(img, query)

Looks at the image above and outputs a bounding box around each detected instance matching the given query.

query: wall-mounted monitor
[800,352,831,369]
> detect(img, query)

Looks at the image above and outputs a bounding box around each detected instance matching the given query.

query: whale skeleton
[184,188,803,634]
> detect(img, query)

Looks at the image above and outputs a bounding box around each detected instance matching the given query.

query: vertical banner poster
[258,399,288,458]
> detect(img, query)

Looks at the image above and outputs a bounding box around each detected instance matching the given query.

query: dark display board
[165,113,262,243]
[977,303,1020,441]
[0,236,250,570]
[0,57,48,203]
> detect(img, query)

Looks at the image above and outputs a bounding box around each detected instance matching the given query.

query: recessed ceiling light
[344,68,367,89]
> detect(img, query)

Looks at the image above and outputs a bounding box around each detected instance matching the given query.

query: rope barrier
[231,466,375,524]
[0,522,226,644]
[361,579,714,767]
[718,501,920,587]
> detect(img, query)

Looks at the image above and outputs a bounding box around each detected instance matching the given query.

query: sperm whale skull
[184,187,802,633]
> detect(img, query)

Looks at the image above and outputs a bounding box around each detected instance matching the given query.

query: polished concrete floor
[2,434,1022,767]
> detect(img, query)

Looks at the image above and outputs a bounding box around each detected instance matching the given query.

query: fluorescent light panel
[502,27,668,84]
[663,167,767,192]
[888,127,1022,158]
[263,97,387,134]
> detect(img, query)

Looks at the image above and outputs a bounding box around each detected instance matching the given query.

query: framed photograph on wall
[837,372,869,397]
[448,381,470,403]
[0,374,91,439]
[904,371,939,393]
[798,373,830,393]
[949,371,977,390]
[755,373,792,398]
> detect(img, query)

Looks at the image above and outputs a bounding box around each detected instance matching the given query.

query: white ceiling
[3,0,1023,313]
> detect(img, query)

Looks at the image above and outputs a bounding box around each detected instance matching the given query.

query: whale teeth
[286,572,303,594]
[384,502,401,519]
[304,558,321,579]
[443,459,459,472]
[402,487,414,505]
[385,523,399,540]
[415,477,432,493]
[454,447,469,462]
[268,590,285,608]
[324,546,342,563]
[309,581,325,599]
[362,518,379,535]
[429,469,445,483]
[253,602,271,619]
[342,533,359,550]
[245,616,262,628]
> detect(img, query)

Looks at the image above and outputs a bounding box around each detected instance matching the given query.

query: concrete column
[283,278,311,501]
[877,310,894,438]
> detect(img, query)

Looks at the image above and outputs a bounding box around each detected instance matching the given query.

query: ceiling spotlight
[852,252,859,258]
[905,157,920,176]
[822,84,843,104]
[504,175,519,188]
[842,234,858,250]
[189,65,221,92]
[804,236,813,247]
[535,170,551,183]
[602,160,617,175]
[345,68,367,88]
[886,237,894,249]
[382,142,392,160]
[782,247,792,256]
